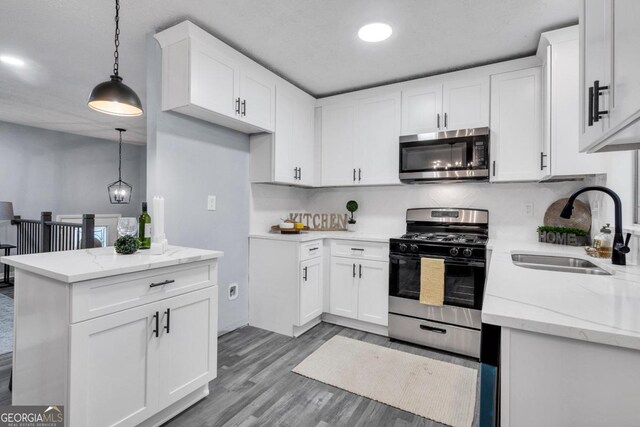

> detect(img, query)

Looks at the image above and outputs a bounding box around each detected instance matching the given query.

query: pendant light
[107,128,133,204]
[88,0,143,117]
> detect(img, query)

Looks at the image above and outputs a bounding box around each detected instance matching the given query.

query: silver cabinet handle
[420,324,447,334]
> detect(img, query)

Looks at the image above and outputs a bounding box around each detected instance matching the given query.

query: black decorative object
[346,200,358,224]
[87,0,143,116]
[108,128,132,204]
[114,235,139,254]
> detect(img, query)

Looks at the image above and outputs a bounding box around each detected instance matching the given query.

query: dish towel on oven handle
[420,257,445,306]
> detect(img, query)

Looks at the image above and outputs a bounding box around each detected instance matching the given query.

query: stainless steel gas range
[388,208,488,358]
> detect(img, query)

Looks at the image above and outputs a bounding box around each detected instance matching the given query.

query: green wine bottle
[138,202,151,249]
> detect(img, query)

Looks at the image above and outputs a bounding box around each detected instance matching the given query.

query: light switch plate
[207,195,216,211]
[523,202,534,217]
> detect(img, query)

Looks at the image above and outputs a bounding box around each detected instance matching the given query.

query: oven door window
[400,141,471,172]
[389,255,484,310]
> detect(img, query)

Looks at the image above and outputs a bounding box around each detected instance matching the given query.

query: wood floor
[0,289,480,426]
[165,323,480,427]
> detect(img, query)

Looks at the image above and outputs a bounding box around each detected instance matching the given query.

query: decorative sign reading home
[537,226,589,247]
[288,213,349,231]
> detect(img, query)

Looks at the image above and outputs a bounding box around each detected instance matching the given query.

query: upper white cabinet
[580,0,640,152]
[538,26,607,180]
[320,91,401,186]
[490,67,543,182]
[155,21,275,134]
[401,75,489,135]
[250,82,316,186]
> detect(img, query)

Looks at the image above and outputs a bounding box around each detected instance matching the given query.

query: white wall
[0,120,146,245]
[147,36,250,334]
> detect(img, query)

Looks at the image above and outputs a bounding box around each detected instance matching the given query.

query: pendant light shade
[88,0,143,117]
[88,75,143,117]
[107,128,133,204]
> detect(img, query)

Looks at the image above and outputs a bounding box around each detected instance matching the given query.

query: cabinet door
[356,92,401,185]
[295,95,317,186]
[329,258,358,319]
[579,0,612,151]
[443,76,490,130]
[298,258,323,325]
[190,40,239,119]
[490,67,543,182]
[273,86,297,184]
[69,303,160,427]
[321,102,357,186]
[357,260,389,326]
[157,287,218,409]
[610,0,640,130]
[401,84,443,135]
[240,67,275,132]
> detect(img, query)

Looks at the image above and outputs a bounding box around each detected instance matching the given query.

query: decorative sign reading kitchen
[288,213,349,231]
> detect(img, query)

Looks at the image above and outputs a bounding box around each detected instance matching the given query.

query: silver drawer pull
[351,248,365,251]
[149,279,175,288]
[420,324,447,334]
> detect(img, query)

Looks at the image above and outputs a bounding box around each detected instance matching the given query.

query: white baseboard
[322,313,388,337]
[218,320,249,337]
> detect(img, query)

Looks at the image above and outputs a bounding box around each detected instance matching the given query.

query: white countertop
[483,239,640,350]
[1,245,224,283]
[249,231,391,243]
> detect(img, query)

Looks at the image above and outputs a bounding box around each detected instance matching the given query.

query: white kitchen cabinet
[490,67,543,182]
[500,328,640,426]
[5,247,222,427]
[329,257,359,319]
[299,257,323,325]
[538,26,607,180]
[400,75,489,135]
[155,21,275,134]
[321,91,401,186]
[356,260,389,326]
[250,82,316,186]
[442,76,490,131]
[401,83,443,135]
[70,287,217,426]
[580,0,640,152]
[249,238,323,336]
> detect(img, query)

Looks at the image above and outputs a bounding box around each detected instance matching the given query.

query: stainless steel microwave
[399,127,490,183]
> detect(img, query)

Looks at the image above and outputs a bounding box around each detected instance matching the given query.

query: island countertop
[1,245,224,283]
[483,239,640,351]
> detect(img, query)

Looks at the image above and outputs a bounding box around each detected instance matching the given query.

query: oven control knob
[463,248,473,257]
[410,244,419,253]
[398,243,408,252]
[449,247,459,256]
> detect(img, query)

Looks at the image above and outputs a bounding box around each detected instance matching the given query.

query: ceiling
[1,0,578,144]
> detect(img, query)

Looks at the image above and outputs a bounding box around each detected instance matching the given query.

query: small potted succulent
[346,200,358,232]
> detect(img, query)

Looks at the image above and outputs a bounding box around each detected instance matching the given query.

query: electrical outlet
[207,195,216,211]
[523,202,534,217]
[228,283,238,300]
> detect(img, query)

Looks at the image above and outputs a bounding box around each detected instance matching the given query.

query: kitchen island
[2,245,223,427]
[483,239,640,426]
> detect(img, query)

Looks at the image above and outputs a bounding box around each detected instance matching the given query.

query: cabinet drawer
[300,240,323,261]
[330,240,389,261]
[70,261,216,323]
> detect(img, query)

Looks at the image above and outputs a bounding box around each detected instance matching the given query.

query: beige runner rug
[292,335,477,427]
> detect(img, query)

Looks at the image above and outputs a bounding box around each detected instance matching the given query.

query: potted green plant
[536,225,589,246]
[346,200,358,232]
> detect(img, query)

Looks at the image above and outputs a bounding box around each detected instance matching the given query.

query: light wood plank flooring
[0,304,480,426]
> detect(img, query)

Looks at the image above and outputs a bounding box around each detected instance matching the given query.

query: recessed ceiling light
[0,55,25,67]
[358,23,393,42]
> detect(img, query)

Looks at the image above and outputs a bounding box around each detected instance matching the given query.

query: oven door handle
[390,254,484,268]
[444,260,485,268]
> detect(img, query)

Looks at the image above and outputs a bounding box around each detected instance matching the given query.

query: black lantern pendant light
[88,0,143,117]
[108,128,133,204]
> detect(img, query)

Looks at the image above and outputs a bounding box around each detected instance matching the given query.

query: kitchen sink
[511,253,612,276]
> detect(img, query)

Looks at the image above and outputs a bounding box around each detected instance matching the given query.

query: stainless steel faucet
[560,186,631,266]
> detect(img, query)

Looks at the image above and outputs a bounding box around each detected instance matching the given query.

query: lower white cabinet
[249,237,323,336]
[329,256,389,327]
[69,287,217,426]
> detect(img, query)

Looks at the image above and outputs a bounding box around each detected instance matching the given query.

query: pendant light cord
[113,0,120,76]
[118,129,123,181]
